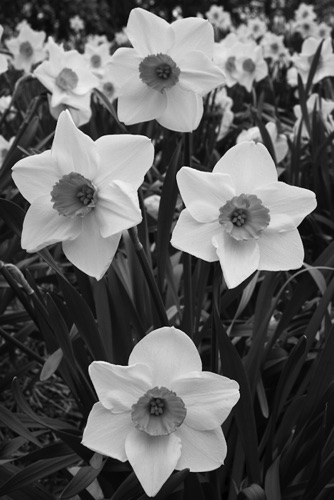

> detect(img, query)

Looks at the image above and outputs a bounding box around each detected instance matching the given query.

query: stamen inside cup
[218,193,270,240]
[56,68,79,91]
[50,172,97,217]
[139,53,180,93]
[131,386,186,436]
[242,58,256,73]
[19,41,34,58]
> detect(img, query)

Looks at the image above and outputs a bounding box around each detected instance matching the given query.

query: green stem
[128,226,169,328]
[0,326,45,364]
[181,133,194,337]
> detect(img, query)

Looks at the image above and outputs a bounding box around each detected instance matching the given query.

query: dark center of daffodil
[50,172,97,217]
[19,41,34,58]
[139,53,181,93]
[218,193,270,240]
[242,58,256,73]
[131,386,186,436]
[225,56,236,73]
[55,68,79,91]
[90,54,101,68]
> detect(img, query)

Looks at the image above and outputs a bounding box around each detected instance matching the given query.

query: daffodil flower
[109,8,225,132]
[171,141,317,289]
[12,110,154,279]
[236,122,288,164]
[5,22,46,73]
[82,326,240,497]
[291,37,334,85]
[34,37,99,126]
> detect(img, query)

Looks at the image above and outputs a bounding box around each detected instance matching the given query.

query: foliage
[0,2,334,500]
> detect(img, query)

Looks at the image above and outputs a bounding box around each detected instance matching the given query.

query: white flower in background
[293,93,334,139]
[294,3,317,23]
[291,37,334,85]
[0,135,14,165]
[246,17,267,41]
[233,23,253,43]
[34,37,99,126]
[144,193,161,219]
[11,111,154,279]
[5,22,46,73]
[82,326,240,497]
[214,87,234,141]
[0,26,9,74]
[213,33,245,88]
[70,15,85,33]
[114,28,130,47]
[236,122,288,164]
[172,6,183,20]
[171,141,316,289]
[316,22,332,39]
[234,42,268,92]
[292,18,318,39]
[0,96,11,113]
[83,41,113,77]
[260,32,289,63]
[98,64,118,102]
[205,4,232,32]
[109,8,225,132]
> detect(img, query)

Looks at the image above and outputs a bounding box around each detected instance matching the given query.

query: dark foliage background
[1,0,333,42]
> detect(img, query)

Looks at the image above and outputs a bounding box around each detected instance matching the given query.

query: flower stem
[181,133,194,337]
[128,226,170,327]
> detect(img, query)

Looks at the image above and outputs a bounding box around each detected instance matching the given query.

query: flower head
[83,41,112,78]
[82,326,239,497]
[236,122,288,164]
[291,37,334,85]
[109,8,225,132]
[171,141,316,288]
[34,37,99,126]
[11,110,154,279]
[5,23,46,73]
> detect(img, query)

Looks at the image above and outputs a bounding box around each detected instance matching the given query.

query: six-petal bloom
[82,326,240,497]
[171,141,317,288]
[109,7,225,132]
[11,110,154,279]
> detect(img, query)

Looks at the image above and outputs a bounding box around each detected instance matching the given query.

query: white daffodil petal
[158,86,203,132]
[177,167,234,223]
[95,135,154,189]
[12,150,59,203]
[125,428,181,497]
[172,372,240,431]
[81,402,132,462]
[258,229,304,271]
[108,47,142,88]
[95,181,142,238]
[52,111,99,179]
[62,214,122,279]
[178,51,225,96]
[256,182,317,229]
[170,18,214,60]
[175,425,226,472]
[129,327,202,387]
[117,78,167,125]
[126,7,174,56]
[171,209,220,262]
[213,141,278,192]
[21,196,80,252]
[212,231,260,288]
[89,361,152,412]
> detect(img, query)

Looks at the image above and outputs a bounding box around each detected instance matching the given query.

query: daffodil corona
[82,327,240,497]
[171,141,317,288]
[11,110,154,279]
